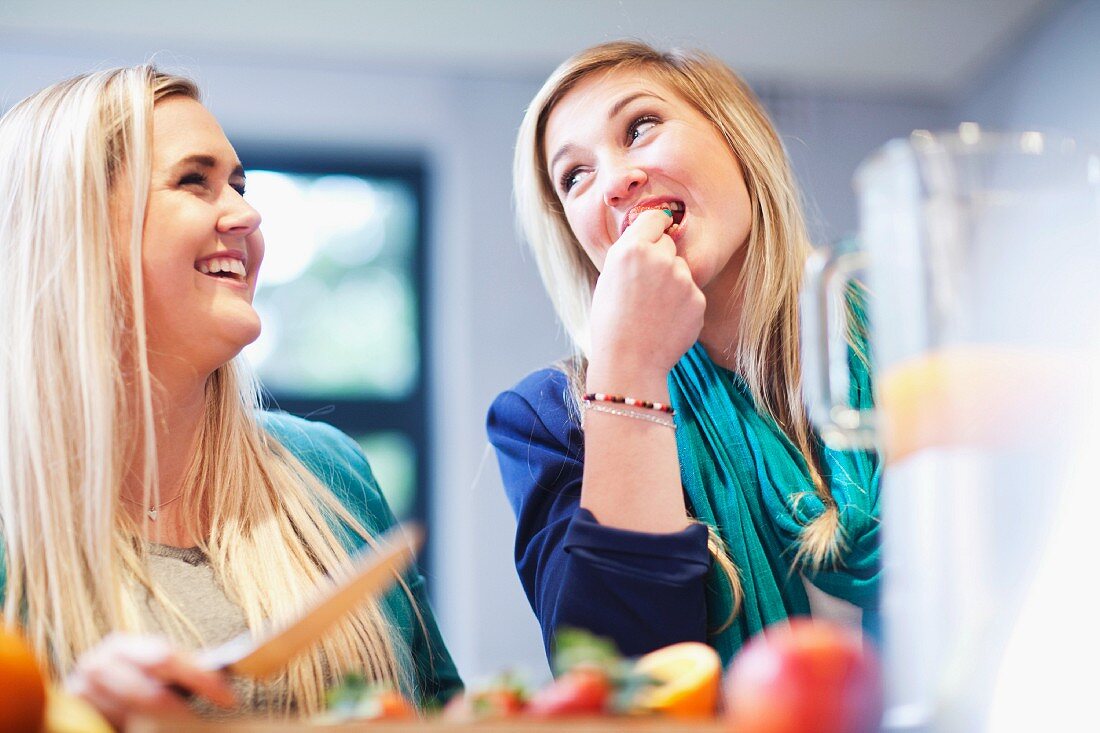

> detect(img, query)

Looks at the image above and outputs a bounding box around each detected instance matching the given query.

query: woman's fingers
[622,207,675,246]
[656,232,678,258]
[590,205,705,376]
[142,649,238,709]
[67,633,239,729]
[82,658,194,724]
[121,638,236,708]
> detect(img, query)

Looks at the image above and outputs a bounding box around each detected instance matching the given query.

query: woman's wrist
[585,357,671,401]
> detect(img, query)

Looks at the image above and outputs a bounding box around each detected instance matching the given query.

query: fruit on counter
[320,628,733,723]
[632,642,721,719]
[319,674,417,723]
[0,625,47,733]
[526,665,612,718]
[442,631,622,721]
[441,672,528,722]
[360,688,416,720]
[43,688,113,733]
[550,627,625,678]
[725,618,882,733]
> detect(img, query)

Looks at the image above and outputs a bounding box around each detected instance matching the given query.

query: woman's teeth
[654,202,685,236]
[196,257,246,280]
[664,202,686,227]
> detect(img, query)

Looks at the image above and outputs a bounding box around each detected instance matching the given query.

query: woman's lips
[194,251,251,289]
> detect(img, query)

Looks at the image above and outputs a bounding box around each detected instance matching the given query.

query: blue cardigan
[0,412,462,706]
[261,412,462,705]
[487,368,712,661]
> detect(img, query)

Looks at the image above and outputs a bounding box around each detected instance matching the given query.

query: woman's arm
[488,369,710,660]
[580,209,704,534]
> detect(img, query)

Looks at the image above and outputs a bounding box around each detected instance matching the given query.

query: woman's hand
[588,208,705,388]
[65,633,237,730]
[580,208,698,531]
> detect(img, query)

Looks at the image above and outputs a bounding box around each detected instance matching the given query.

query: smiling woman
[0,66,460,728]
[489,41,880,667]
[141,96,265,389]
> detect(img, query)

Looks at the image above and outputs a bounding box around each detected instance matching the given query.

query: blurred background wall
[0,0,1083,684]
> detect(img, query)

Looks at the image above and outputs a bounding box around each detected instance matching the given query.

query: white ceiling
[0,0,1058,101]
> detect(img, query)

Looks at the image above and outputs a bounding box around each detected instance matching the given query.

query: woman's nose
[217,191,262,237]
[602,162,647,207]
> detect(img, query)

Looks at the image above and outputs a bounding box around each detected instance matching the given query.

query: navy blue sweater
[486,367,711,661]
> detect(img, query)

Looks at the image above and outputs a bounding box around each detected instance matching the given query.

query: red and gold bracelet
[582,392,676,415]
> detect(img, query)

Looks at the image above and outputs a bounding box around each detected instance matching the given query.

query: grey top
[138,543,290,717]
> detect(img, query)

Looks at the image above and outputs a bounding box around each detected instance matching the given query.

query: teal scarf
[668,335,880,666]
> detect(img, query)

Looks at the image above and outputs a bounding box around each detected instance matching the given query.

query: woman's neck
[698,247,748,372]
[121,373,208,545]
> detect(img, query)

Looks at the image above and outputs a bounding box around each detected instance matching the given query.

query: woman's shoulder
[487,363,578,447]
[258,411,391,532]
[503,364,571,403]
[260,410,354,446]
[260,412,372,478]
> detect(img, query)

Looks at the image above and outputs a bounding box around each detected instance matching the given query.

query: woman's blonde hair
[514,41,842,618]
[0,66,411,714]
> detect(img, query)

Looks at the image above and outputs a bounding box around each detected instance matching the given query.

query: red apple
[725,618,882,733]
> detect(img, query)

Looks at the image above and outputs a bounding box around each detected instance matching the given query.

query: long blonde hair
[514,41,842,616]
[0,66,409,714]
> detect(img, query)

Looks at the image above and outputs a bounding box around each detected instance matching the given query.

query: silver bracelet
[583,401,676,429]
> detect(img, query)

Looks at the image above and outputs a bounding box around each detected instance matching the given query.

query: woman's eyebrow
[173,154,245,178]
[549,143,577,176]
[607,91,664,120]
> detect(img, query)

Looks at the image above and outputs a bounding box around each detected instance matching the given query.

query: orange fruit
[0,625,47,733]
[374,689,417,720]
[632,642,721,719]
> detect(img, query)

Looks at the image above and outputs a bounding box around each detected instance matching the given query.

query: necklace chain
[120,493,184,521]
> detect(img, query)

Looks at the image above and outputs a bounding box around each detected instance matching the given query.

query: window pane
[243,171,419,399]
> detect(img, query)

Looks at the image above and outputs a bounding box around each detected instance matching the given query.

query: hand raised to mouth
[590,206,705,378]
[622,200,685,237]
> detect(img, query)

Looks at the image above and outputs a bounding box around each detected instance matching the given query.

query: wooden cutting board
[129,717,730,732]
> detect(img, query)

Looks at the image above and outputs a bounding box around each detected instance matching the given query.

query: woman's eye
[560,167,589,194]
[628,115,660,143]
[231,181,247,196]
[178,172,208,188]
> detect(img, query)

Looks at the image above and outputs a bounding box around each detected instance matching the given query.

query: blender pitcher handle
[801,242,877,450]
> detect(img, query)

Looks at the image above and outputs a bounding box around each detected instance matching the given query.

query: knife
[183,521,423,684]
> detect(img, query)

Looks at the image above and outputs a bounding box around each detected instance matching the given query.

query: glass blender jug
[802,125,1100,731]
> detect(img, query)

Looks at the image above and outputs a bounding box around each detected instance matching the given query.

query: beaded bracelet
[582,392,676,415]
[583,402,676,429]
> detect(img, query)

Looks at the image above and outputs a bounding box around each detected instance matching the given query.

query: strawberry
[527,666,612,718]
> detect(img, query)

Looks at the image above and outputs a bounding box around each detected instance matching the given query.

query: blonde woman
[0,67,460,727]
[488,41,879,665]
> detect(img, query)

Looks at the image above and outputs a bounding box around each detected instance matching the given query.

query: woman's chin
[221,320,262,362]
[191,319,263,376]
